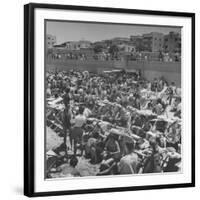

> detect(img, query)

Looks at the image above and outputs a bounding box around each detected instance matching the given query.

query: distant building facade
[130,35,143,52]
[163,32,181,53]
[46,34,56,48]
[110,37,130,45]
[50,31,181,61]
[57,40,91,50]
[118,44,136,53]
[130,33,164,52]
[142,32,164,52]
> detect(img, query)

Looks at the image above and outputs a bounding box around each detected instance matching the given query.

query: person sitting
[84,132,98,160]
[118,142,139,174]
[104,131,121,161]
[86,130,105,163]
[142,138,162,173]
[97,158,118,176]
[153,98,164,115]
[58,156,81,177]
[163,149,181,172]
[53,142,68,167]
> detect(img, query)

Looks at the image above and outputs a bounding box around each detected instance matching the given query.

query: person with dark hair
[142,137,162,173]
[118,142,139,174]
[163,151,181,172]
[59,156,81,177]
[69,155,79,167]
[104,132,121,160]
[153,98,164,115]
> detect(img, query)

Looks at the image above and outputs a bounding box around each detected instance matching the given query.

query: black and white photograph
[23,3,195,196]
[0,0,198,199]
[45,20,182,179]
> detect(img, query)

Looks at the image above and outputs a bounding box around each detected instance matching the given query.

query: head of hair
[79,106,85,114]
[157,98,162,104]
[93,131,100,139]
[65,87,70,94]
[69,156,78,167]
[149,137,158,152]
[126,142,135,153]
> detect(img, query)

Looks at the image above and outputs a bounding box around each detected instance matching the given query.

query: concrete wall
[46,59,181,87]
[126,61,181,86]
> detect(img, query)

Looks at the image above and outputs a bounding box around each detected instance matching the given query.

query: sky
[46,20,181,45]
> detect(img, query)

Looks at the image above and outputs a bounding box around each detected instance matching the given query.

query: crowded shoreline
[46,69,181,178]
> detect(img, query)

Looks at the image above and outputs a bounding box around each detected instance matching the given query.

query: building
[46,34,56,48]
[64,41,80,50]
[130,35,144,51]
[58,40,92,50]
[110,37,130,45]
[163,32,181,53]
[78,40,91,49]
[130,33,164,52]
[142,32,164,52]
[130,35,142,42]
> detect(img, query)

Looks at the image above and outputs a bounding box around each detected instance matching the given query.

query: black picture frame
[24,3,195,197]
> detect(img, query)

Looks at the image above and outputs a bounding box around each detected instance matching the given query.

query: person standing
[63,88,71,108]
[62,104,72,152]
[70,106,86,156]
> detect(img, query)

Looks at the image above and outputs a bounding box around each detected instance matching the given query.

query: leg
[74,139,77,156]
[69,129,73,150]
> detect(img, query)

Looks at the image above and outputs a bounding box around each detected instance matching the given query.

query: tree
[93,44,104,54]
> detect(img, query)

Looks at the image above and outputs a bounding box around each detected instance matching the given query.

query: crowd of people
[46,69,182,178]
[47,50,181,62]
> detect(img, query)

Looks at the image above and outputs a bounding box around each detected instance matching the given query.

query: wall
[47,59,181,86]
[127,61,181,86]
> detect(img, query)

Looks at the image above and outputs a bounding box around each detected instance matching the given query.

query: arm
[110,141,121,155]
[96,162,116,176]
